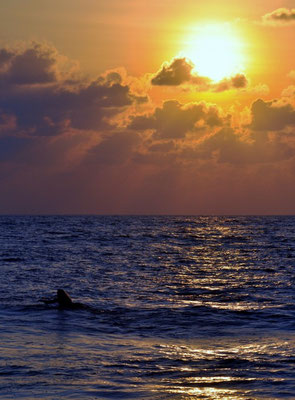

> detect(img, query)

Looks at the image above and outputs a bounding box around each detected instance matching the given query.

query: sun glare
[182,23,246,82]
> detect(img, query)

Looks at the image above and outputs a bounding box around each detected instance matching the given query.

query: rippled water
[1,216,295,399]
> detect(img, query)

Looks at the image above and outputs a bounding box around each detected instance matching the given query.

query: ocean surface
[1,215,295,400]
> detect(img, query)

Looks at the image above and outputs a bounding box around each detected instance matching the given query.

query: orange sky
[0,0,295,214]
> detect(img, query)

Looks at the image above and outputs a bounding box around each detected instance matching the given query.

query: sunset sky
[0,0,295,214]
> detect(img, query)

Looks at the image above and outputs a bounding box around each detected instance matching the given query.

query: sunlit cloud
[0,38,295,213]
[213,74,248,92]
[151,57,248,92]
[282,85,295,98]
[128,99,225,139]
[262,8,295,26]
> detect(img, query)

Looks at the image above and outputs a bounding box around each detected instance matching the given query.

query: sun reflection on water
[150,335,295,399]
[170,386,246,400]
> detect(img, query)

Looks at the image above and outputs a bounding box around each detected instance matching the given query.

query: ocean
[0,215,295,399]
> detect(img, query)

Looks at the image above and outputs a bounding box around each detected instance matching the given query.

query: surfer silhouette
[41,289,84,309]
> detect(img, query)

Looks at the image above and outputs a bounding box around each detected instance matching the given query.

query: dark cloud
[231,74,248,88]
[101,71,122,86]
[0,49,14,67]
[262,8,295,25]
[250,99,295,131]
[129,100,224,139]
[151,58,192,85]
[214,74,248,92]
[7,45,57,85]
[0,43,65,85]
[151,58,210,87]
[0,43,147,136]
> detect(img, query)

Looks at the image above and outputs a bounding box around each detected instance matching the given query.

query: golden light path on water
[3,328,293,399]
[143,336,293,399]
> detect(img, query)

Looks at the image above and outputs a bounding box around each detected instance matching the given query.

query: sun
[182,23,246,82]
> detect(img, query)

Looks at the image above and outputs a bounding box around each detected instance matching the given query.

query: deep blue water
[1,215,295,399]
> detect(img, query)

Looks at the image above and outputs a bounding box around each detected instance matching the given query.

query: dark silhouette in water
[41,289,85,309]
[56,289,73,307]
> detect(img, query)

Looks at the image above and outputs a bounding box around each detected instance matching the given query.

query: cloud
[128,100,224,139]
[282,85,295,98]
[7,45,57,85]
[194,126,295,165]
[262,8,295,25]
[151,57,248,92]
[231,74,248,88]
[213,74,248,92]
[151,58,192,86]
[1,42,295,214]
[0,48,14,67]
[250,99,295,131]
[151,57,210,87]
[0,80,138,135]
[251,83,270,95]
[0,43,77,85]
[0,43,147,137]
